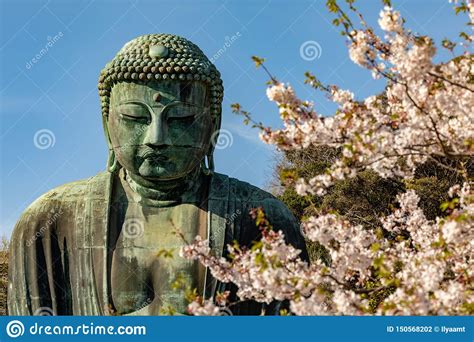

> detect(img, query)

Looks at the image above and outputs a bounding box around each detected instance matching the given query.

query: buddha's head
[98,34,223,181]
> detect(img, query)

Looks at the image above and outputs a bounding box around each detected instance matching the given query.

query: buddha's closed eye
[117,104,150,124]
[115,101,207,125]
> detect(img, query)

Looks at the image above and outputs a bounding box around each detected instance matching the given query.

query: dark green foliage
[274,145,473,312]
[319,171,404,228]
[406,177,454,220]
[364,281,396,313]
[306,241,331,267]
[277,145,405,229]
[279,188,312,220]
[277,146,472,228]
[409,158,472,220]
[278,145,339,219]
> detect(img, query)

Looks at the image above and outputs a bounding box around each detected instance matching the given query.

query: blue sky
[0,0,467,237]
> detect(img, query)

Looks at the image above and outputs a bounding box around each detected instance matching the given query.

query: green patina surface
[7,34,308,316]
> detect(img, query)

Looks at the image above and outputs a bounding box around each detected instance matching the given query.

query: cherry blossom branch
[428,71,474,92]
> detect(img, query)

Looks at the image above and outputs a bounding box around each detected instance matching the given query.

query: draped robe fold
[8,171,309,315]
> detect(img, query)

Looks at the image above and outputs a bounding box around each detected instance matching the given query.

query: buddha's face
[108,80,213,180]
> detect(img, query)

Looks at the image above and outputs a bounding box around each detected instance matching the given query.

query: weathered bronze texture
[8,34,308,316]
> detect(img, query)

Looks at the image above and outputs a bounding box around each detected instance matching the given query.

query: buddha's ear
[208,113,221,151]
[102,114,116,152]
[102,114,120,173]
[212,116,221,137]
[203,113,221,175]
[107,149,119,173]
[102,114,112,145]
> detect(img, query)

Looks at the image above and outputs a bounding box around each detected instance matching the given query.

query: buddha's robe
[8,171,309,315]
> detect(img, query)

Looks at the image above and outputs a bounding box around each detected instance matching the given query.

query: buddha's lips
[141,150,168,161]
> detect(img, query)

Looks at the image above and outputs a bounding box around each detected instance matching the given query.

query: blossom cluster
[261,5,473,195]
[182,220,318,306]
[183,2,473,316]
[185,185,473,315]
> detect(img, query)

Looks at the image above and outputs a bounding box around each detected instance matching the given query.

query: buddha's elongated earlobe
[202,117,218,176]
[201,153,214,176]
[207,153,215,173]
[103,113,121,173]
[107,149,119,173]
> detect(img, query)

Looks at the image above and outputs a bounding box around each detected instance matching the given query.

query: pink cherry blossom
[182,1,473,316]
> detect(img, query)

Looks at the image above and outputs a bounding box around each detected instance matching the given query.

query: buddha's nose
[144,117,171,147]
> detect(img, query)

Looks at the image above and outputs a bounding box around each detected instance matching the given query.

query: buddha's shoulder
[213,174,305,251]
[20,171,110,216]
[213,173,291,212]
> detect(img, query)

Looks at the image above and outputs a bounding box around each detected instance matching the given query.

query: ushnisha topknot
[98,34,224,120]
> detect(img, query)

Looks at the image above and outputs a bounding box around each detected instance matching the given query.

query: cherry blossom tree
[181,0,473,315]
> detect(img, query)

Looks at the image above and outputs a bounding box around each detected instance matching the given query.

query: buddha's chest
[110,203,207,315]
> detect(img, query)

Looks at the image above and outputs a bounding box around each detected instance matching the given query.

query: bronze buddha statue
[8,34,308,315]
